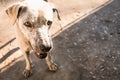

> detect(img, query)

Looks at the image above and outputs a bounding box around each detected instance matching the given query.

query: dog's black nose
[40,45,52,52]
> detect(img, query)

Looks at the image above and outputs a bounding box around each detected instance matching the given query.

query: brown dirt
[0,0,120,80]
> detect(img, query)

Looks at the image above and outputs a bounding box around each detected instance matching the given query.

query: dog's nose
[40,44,52,52]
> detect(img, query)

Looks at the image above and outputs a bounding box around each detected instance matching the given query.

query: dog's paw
[23,69,32,78]
[49,63,58,72]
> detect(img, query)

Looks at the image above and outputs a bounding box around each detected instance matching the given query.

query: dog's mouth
[28,42,47,59]
[28,41,48,59]
[39,53,47,59]
[35,52,47,59]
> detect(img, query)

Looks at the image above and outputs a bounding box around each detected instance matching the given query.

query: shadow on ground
[0,0,120,80]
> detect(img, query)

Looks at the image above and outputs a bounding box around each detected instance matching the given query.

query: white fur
[24,0,53,21]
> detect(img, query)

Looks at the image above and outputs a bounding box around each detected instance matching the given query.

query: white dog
[6,0,60,78]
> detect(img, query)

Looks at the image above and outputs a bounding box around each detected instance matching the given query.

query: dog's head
[6,0,60,58]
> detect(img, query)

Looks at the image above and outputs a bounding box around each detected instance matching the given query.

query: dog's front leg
[45,53,58,71]
[22,51,32,78]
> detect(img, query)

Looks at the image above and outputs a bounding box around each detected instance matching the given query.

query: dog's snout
[40,44,52,52]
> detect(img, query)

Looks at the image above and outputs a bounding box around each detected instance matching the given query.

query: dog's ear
[6,4,26,24]
[49,3,61,20]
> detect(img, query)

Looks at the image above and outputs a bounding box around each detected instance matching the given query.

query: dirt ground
[0,0,120,80]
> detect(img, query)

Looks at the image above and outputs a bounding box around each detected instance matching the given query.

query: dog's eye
[47,20,52,26]
[24,21,32,27]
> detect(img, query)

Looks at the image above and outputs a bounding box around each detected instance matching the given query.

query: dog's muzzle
[38,44,51,59]
[38,53,47,59]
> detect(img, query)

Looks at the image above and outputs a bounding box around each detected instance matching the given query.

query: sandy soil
[0,0,120,80]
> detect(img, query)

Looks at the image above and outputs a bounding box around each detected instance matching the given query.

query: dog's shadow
[0,38,20,64]
[0,47,19,63]
[0,38,16,49]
